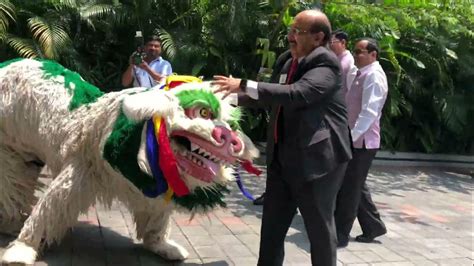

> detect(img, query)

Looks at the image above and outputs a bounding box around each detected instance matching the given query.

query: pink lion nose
[212,126,243,153]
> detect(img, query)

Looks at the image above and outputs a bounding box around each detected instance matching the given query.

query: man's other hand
[212,75,241,99]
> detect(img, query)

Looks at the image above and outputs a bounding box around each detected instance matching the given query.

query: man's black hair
[356,37,380,58]
[310,22,331,43]
[332,30,349,42]
[145,35,161,44]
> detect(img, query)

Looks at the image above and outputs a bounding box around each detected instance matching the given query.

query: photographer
[121,35,172,88]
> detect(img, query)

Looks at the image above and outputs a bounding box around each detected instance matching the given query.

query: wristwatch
[239,79,247,93]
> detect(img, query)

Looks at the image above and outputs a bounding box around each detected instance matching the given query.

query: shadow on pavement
[369,166,473,196]
[2,221,217,266]
[225,165,473,255]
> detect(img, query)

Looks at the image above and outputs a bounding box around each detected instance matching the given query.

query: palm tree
[0,0,117,72]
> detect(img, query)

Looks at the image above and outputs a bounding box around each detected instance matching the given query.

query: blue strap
[234,170,255,201]
[143,119,168,197]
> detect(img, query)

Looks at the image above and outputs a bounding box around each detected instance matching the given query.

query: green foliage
[1,0,472,154]
[325,0,474,154]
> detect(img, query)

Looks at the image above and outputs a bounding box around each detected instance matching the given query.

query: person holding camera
[121,35,172,88]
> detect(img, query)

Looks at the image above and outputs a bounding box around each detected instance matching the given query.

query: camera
[132,51,144,65]
[133,31,144,65]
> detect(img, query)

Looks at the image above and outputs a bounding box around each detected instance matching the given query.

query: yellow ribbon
[152,115,175,203]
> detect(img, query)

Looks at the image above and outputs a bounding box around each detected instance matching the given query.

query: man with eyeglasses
[334,38,388,248]
[212,9,352,266]
[330,30,357,98]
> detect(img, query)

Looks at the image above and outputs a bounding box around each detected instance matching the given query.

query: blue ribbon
[234,170,255,201]
[143,119,168,197]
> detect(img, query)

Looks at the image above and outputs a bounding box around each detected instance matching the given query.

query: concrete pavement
[0,165,472,265]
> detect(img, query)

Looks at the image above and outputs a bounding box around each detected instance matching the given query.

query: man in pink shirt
[330,30,357,98]
[334,38,388,248]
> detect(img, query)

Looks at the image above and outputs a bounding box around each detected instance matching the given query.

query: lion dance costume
[0,59,259,265]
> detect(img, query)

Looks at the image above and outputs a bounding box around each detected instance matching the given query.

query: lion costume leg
[1,160,92,265]
[134,207,189,260]
[0,146,42,236]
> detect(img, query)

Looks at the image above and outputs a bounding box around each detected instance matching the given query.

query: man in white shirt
[334,38,388,248]
[121,35,172,88]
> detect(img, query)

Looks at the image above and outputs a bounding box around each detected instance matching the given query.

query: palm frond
[6,35,38,58]
[28,16,71,59]
[79,4,116,20]
[441,95,470,133]
[155,28,176,60]
[0,0,16,34]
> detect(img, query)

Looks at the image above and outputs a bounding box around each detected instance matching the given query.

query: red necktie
[274,58,298,143]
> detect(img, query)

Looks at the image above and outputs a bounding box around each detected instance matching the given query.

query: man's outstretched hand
[212,75,241,99]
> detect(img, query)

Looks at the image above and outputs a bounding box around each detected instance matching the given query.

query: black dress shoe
[337,240,349,248]
[253,193,265,205]
[355,229,387,243]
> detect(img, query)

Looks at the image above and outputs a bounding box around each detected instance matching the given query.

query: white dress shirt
[351,61,388,142]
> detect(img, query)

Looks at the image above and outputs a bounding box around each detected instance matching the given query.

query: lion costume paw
[144,239,189,260]
[1,241,37,266]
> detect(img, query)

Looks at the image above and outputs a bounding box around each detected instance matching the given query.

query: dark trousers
[257,159,347,266]
[334,148,386,243]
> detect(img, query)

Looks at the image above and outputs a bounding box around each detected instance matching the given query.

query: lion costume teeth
[0,58,258,265]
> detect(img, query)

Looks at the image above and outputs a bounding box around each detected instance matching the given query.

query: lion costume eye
[185,106,213,120]
[199,108,210,119]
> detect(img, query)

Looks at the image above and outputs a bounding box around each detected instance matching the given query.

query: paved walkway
[0,166,472,265]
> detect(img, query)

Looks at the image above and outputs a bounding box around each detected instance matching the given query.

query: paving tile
[371,262,415,266]
[175,217,200,226]
[337,250,365,264]
[101,227,136,249]
[220,244,254,258]
[2,165,473,266]
[105,249,141,266]
[225,224,254,235]
[187,235,218,246]
[205,224,233,236]
[97,210,127,228]
[366,246,405,262]
[229,256,258,265]
[176,258,203,265]
[212,234,242,245]
[179,225,211,236]
[234,233,259,245]
[194,244,226,259]
[71,249,107,266]
[405,259,439,265]
[37,249,72,266]
[137,249,175,265]
[352,250,384,263]
[437,257,474,265]
[201,257,233,265]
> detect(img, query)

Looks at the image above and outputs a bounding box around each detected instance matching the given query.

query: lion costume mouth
[171,130,239,183]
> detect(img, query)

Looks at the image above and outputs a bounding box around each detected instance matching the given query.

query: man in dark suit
[212,10,352,266]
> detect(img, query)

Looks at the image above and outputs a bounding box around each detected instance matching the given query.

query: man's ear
[370,50,378,60]
[313,32,325,46]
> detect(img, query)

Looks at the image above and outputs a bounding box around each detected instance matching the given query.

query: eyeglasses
[288,27,311,36]
[353,49,369,55]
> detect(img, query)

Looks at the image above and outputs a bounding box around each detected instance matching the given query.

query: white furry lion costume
[0,59,259,265]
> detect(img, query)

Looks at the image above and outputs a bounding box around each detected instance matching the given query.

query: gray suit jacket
[239,46,352,183]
